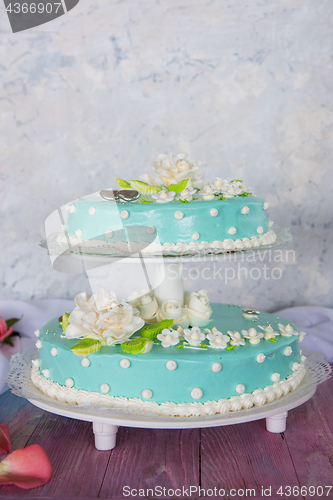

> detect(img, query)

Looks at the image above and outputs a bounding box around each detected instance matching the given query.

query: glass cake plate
[6,345,331,450]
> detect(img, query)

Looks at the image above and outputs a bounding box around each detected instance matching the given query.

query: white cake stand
[6,347,331,450]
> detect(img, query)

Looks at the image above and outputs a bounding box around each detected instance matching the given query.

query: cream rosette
[156,299,190,328]
[65,289,144,346]
[186,289,212,328]
[136,294,159,323]
[151,153,202,187]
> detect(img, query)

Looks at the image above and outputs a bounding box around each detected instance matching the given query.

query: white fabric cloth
[0,300,332,395]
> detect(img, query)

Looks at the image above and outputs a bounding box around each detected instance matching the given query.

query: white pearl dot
[75,229,83,238]
[257,226,264,234]
[191,387,203,400]
[120,358,130,369]
[88,207,96,216]
[42,369,49,378]
[228,226,237,235]
[105,230,113,239]
[51,347,58,357]
[192,232,200,240]
[36,340,42,349]
[241,206,250,215]
[68,205,76,213]
[212,362,222,372]
[120,210,129,220]
[210,208,218,217]
[166,360,177,371]
[142,389,153,399]
[263,202,269,210]
[146,226,155,234]
[174,211,184,220]
[292,362,300,372]
[236,384,245,394]
[66,378,74,388]
[284,347,292,356]
[256,353,266,363]
[81,357,90,367]
[100,383,110,393]
[271,373,280,382]
[35,329,40,337]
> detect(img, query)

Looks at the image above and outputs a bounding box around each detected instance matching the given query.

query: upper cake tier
[62,153,277,256]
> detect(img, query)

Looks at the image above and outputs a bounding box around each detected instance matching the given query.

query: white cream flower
[199,185,219,201]
[219,181,251,198]
[186,289,212,328]
[157,328,180,348]
[206,327,230,349]
[151,153,202,187]
[65,289,144,346]
[183,327,206,346]
[299,331,307,343]
[151,189,175,203]
[176,186,197,202]
[136,295,159,323]
[227,330,245,346]
[156,299,189,328]
[213,178,229,190]
[242,328,264,345]
[258,324,279,340]
[278,323,298,336]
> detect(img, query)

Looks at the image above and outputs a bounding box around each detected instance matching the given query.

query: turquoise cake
[31,293,306,417]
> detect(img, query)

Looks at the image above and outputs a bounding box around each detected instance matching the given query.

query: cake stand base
[28,385,316,450]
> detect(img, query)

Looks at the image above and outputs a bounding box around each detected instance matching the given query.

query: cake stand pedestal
[27,384,316,450]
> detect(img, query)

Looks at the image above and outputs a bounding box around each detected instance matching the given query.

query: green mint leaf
[116,178,131,189]
[140,199,153,203]
[168,178,189,193]
[70,338,102,356]
[130,180,161,195]
[140,319,174,340]
[62,312,70,332]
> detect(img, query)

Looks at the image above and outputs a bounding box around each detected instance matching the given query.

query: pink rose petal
[0,444,52,489]
[0,424,11,455]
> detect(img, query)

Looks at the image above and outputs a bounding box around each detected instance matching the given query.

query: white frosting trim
[56,229,277,256]
[31,361,305,417]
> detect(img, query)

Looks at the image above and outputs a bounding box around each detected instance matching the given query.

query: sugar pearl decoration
[42,369,49,378]
[292,362,300,371]
[36,340,42,349]
[210,208,218,217]
[191,388,203,400]
[212,362,222,372]
[256,353,266,363]
[35,329,40,337]
[105,230,113,239]
[236,384,245,394]
[284,346,292,356]
[263,202,269,210]
[142,389,153,399]
[68,205,76,213]
[120,210,129,220]
[66,378,74,388]
[257,226,264,234]
[166,360,177,371]
[241,206,250,215]
[51,347,58,356]
[271,373,280,382]
[192,232,200,240]
[81,357,90,367]
[174,211,184,220]
[146,226,155,234]
[88,207,96,216]
[100,383,110,393]
[120,358,130,369]
[228,226,237,235]
[75,229,83,238]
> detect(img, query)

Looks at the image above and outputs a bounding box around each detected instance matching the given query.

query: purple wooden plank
[284,372,333,494]
[99,427,200,499]
[200,420,300,499]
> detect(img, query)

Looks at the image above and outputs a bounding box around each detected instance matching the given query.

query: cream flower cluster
[128,288,213,328]
[65,289,144,346]
[143,153,202,188]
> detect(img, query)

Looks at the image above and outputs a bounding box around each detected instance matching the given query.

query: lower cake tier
[32,304,306,417]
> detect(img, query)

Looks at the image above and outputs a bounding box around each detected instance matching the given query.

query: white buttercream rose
[151,153,202,187]
[156,299,190,328]
[136,295,159,323]
[186,289,212,328]
[66,289,144,346]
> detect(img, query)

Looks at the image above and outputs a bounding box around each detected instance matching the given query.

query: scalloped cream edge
[31,361,305,417]
[54,229,277,256]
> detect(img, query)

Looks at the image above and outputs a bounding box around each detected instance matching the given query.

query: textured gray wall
[1,0,332,311]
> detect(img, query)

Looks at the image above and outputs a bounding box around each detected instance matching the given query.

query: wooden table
[0,371,332,500]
